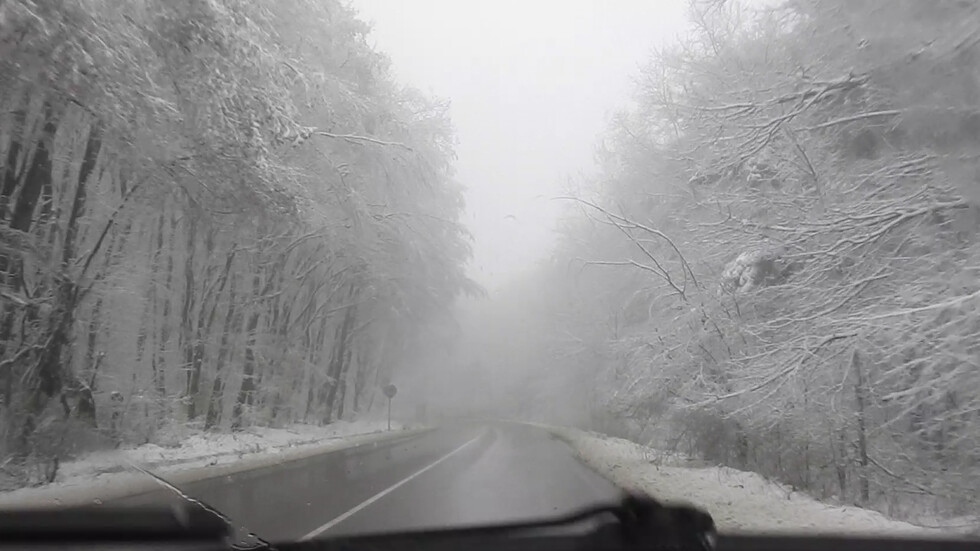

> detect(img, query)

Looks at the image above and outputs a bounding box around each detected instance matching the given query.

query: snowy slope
[0,421,416,508]
[552,426,935,535]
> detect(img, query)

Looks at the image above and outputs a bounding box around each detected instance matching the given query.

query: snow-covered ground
[0,420,416,508]
[551,426,939,535]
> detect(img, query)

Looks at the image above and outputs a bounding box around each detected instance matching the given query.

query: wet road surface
[113,423,621,543]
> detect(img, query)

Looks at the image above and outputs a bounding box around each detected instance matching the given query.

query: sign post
[383,384,398,431]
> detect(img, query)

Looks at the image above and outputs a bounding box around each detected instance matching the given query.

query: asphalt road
[112,423,622,543]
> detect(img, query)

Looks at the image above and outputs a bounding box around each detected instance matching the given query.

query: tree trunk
[334,330,355,421]
[12,108,61,450]
[734,420,749,468]
[78,296,103,427]
[0,101,26,220]
[852,349,871,504]
[323,295,356,424]
[8,109,53,235]
[834,428,848,499]
[38,118,103,433]
[231,272,263,430]
[179,216,198,420]
[187,230,228,421]
[138,213,167,369]
[0,103,27,388]
[303,319,327,422]
[205,272,240,430]
[192,245,234,418]
[154,212,178,401]
[62,121,102,265]
[352,338,371,414]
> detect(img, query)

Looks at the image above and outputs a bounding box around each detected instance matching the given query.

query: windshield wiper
[285,495,978,551]
[0,494,975,551]
[297,494,715,551]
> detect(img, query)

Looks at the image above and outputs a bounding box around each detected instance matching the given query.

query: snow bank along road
[112,423,622,542]
[551,427,938,536]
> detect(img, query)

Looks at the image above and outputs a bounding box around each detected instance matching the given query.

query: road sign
[383,384,398,430]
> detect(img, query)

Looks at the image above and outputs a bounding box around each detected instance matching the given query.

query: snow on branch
[558,196,700,299]
[312,130,414,151]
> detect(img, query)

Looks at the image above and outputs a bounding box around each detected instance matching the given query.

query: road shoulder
[0,425,428,509]
[546,425,929,535]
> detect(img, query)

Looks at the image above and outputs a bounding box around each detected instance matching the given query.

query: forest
[440,0,980,525]
[0,0,475,485]
[2,0,979,530]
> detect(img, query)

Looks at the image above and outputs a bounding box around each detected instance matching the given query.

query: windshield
[0,0,977,543]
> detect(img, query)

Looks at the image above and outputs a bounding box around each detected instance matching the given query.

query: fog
[351,0,689,424]
[352,0,688,288]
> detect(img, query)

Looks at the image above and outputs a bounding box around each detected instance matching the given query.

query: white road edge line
[300,432,484,540]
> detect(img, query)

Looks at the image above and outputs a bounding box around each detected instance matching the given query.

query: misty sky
[349,1,689,289]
